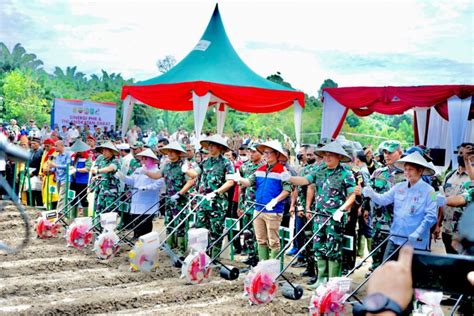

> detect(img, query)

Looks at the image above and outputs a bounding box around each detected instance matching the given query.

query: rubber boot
[366,238,373,252]
[177,237,187,256]
[257,245,269,261]
[308,259,327,290]
[166,235,176,249]
[357,235,365,257]
[270,248,279,259]
[211,246,221,259]
[328,260,342,277]
[301,252,315,277]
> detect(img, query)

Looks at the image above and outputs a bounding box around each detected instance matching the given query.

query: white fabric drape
[293,100,303,150]
[216,103,227,135]
[448,96,472,168]
[414,108,429,146]
[426,108,451,167]
[121,95,134,140]
[321,91,347,140]
[192,91,211,148]
[464,119,474,143]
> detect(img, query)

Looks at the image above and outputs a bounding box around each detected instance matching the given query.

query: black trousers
[129,213,154,239]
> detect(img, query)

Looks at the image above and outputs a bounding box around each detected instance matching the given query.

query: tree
[0,43,44,74]
[157,55,177,74]
[318,78,338,98]
[2,69,49,125]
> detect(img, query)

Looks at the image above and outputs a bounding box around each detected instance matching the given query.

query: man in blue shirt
[49,140,71,212]
[362,152,437,260]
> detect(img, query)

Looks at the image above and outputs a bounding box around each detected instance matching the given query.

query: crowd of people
[1,117,473,314]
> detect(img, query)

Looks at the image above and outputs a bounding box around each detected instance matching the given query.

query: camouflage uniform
[305,163,356,262]
[195,155,234,255]
[161,159,190,237]
[369,164,405,267]
[127,158,141,176]
[239,159,264,257]
[95,156,121,214]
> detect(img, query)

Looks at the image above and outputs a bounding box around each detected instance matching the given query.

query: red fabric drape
[323,85,474,119]
[121,81,305,113]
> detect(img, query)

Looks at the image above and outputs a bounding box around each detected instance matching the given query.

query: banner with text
[53,99,116,129]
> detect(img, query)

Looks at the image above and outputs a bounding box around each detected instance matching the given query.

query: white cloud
[1,0,472,94]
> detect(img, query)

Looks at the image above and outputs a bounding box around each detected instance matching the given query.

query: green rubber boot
[366,238,373,252]
[257,245,270,261]
[308,259,328,290]
[357,235,365,257]
[177,237,187,256]
[167,235,176,249]
[328,260,342,277]
[270,248,280,259]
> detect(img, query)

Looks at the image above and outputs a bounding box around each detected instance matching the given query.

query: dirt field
[0,203,370,315]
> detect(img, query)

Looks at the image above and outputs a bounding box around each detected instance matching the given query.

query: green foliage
[0,42,414,147]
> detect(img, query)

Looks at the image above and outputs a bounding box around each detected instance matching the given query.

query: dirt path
[0,203,370,315]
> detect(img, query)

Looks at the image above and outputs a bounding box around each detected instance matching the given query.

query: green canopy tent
[121,4,305,146]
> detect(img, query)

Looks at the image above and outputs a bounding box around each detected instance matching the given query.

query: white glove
[436,193,447,207]
[68,167,77,176]
[280,171,291,182]
[115,170,125,182]
[205,191,217,201]
[181,162,190,173]
[170,193,181,202]
[362,186,375,198]
[226,170,242,183]
[333,209,345,222]
[90,167,98,175]
[265,198,278,211]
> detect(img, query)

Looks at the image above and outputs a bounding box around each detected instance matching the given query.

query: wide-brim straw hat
[136,148,159,161]
[257,140,288,162]
[160,141,187,156]
[394,152,435,176]
[200,134,230,151]
[96,141,119,155]
[69,140,90,153]
[315,141,352,163]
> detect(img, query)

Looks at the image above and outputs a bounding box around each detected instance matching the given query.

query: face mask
[307,158,316,165]
[457,155,465,167]
[240,156,248,162]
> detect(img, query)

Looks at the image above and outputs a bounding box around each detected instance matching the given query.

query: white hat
[116,143,130,150]
[200,134,230,151]
[136,148,159,161]
[315,141,352,163]
[96,141,119,155]
[394,152,435,176]
[160,141,187,156]
[257,140,288,162]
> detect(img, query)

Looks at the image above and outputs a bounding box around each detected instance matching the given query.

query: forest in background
[0,43,414,147]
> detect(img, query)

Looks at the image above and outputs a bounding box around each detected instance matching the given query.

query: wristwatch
[353,293,403,316]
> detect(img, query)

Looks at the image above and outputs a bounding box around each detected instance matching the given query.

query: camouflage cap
[248,142,259,151]
[379,140,401,153]
[130,141,144,149]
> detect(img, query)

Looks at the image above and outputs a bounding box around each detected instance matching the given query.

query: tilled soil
[0,203,369,315]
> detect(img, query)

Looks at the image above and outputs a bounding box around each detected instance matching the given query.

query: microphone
[0,134,30,161]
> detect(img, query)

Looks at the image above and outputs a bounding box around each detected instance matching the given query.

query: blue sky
[1,0,473,95]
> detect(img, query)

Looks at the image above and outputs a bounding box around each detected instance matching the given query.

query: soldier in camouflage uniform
[289,145,319,278]
[237,143,264,266]
[286,141,356,288]
[91,141,121,214]
[368,140,405,270]
[195,135,235,258]
[129,141,144,175]
[146,141,198,254]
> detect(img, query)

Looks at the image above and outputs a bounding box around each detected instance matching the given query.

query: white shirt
[124,167,164,215]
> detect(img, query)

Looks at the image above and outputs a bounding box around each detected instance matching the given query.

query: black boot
[301,251,315,277]
[242,255,259,267]
[307,276,317,285]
